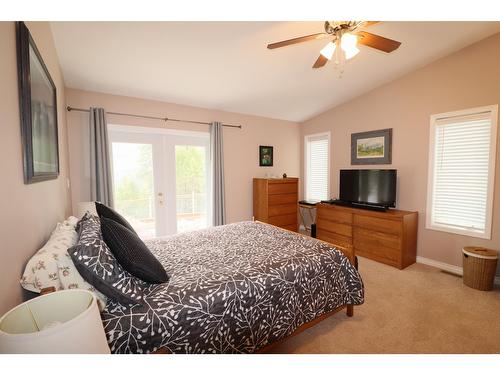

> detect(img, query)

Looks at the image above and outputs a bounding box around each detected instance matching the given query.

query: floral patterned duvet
[101,221,364,353]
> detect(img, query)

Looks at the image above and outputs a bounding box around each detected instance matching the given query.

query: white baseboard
[416,256,500,286]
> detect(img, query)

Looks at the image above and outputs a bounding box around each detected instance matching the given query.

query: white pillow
[20,217,79,293]
[20,216,107,310]
[57,250,107,310]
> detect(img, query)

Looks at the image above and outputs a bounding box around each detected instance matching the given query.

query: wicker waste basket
[462,247,498,291]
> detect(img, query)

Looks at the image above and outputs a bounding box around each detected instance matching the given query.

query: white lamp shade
[0,290,110,354]
[76,201,97,219]
[320,41,336,60]
[340,33,360,60]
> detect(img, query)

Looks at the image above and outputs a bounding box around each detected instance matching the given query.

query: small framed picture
[351,128,392,165]
[259,146,273,167]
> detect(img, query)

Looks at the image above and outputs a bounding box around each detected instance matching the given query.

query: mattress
[101,221,364,353]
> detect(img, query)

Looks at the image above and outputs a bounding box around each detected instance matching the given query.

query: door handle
[158,192,164,206]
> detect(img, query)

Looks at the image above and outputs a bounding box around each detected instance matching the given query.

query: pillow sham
[57,251,108,310]
[20,216,108,310]
[95,201,136,234]
[100,217,168,284]
[20,216,80,293]
[69,213,147,305]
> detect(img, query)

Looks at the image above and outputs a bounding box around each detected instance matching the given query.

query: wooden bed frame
[40,223,357,354]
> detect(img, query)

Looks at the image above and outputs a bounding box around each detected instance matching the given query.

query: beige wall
[66,89,300,224]
[0,22,71,314]
[301,32,500,275]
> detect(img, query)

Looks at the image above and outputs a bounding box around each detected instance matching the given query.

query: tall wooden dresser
[253,178,298,232]
[316,203,418,269]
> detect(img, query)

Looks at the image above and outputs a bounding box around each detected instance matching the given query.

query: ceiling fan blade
[312,54,329,69]
[267,33,328,49]
[356,31,401,53]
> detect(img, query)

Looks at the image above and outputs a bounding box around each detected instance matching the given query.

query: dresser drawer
[317,218,352,237]
[317,206,352,224]
[355,247,400,267]
[280,223,298,232]
[353,236,401,265]
[268,182,298,195]
[268,213,297,227]
[317,229,353,248]
[268,193,297,206]
[354,227,401,250]
[353,214,402,235]
[269,204,297,217]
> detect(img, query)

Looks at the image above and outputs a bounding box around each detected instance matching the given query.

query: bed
[100,221,364,354]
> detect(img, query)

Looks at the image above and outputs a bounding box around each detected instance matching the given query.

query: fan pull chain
[333,39,345,78]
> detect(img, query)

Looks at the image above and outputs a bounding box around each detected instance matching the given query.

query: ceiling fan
[267,21,401,71]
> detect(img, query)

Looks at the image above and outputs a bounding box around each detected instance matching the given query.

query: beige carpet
[269,256,500,354]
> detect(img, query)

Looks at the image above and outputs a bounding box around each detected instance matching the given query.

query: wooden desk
[298,200,318,233]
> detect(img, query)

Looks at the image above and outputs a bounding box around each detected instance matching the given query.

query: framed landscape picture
[351,128,392,165]
[17,21,59,184]
[259,146,273,167]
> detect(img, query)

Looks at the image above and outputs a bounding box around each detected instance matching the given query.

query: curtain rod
[66,106,242,129]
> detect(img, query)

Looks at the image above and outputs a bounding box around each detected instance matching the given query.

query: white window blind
[305,133,330,201]
[427,106,498,239]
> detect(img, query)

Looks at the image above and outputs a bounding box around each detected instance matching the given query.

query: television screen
[339,169,397,207]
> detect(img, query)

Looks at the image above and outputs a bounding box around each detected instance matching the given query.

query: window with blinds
[305,132,330,201]
[426,106,498,239]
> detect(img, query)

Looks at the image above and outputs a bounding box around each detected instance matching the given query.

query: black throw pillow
[69,213,146,305]
[100,217,169,284]
[95,201,136,234]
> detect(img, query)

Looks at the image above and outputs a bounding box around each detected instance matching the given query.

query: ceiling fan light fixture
[341,33,360,60]
[266,21,401,71]
[344,45,360,60]
[320,41,336,60]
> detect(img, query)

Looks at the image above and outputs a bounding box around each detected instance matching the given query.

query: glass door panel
[111,142,156,239]
[175,145,209,233]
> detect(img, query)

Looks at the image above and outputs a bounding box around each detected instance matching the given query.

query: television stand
[316,203,418,269]
[322,199,388,212]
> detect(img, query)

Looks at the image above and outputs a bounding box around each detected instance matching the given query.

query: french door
[108,125,211,239]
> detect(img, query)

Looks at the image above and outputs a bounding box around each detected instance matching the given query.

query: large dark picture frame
[17,21,59,184]
[351,128,392,165]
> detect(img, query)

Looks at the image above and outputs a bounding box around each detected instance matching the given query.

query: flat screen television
[339,169,397,208]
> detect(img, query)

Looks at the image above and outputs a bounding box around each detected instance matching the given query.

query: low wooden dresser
[253,177,298,232]
[316,203,418,269]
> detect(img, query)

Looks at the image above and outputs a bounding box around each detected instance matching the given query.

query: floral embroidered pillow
[69,213,148,305]
[20,215,108,310]
[57,251,108,310]
[20,217,79,293]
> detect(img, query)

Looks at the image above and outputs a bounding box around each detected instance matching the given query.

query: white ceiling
[50,21,500,122]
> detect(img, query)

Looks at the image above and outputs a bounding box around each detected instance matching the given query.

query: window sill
[425,223,491,240]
